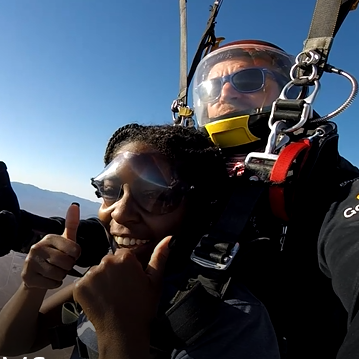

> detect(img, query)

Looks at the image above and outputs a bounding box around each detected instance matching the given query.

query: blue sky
[0,0,358,202]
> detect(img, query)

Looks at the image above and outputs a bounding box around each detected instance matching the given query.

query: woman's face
[97,141,187,265]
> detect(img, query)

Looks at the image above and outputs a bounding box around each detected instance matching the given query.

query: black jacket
[319,176,359,359]
[233,155,359,359]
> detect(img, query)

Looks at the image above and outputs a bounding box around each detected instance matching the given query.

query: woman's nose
[110,185,140,224]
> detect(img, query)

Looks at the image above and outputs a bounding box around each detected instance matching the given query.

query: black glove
[0,210,18,256]
[0,161,20,219]
[0,162,22,256]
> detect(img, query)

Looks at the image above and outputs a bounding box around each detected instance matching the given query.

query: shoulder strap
[172,0,224,126]
[298,0,357,81]
[150,274,230,354]
[191,178,266,270]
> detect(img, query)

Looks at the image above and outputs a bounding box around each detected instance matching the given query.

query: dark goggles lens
[196,67,272,103]
[91,152,188,215]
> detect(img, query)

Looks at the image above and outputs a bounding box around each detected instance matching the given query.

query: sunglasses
[195,67,285,104]
[91,152,190,215]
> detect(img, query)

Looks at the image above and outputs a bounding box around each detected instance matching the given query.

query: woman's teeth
[114,236,150,247]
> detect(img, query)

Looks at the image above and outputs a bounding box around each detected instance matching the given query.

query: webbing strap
[177,0,223,106]
[192,180,265,267]
[150,276,226,354]
[269,139,312,222]
[300,0,357,80]
[186,0,223,95]
[151,281,221,352]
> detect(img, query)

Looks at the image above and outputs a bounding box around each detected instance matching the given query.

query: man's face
[205,58,282,119]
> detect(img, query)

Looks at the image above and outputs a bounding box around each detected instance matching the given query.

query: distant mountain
[12,182,101,219]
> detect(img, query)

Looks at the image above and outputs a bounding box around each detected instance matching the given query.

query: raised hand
[73,236,172,336]
[21,203,81,289]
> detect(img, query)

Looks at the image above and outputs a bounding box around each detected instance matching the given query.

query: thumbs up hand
[21,203,82,289]
[73,235,172,355]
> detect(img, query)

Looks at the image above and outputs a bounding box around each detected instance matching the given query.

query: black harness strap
[149,179,269,354]
[173,0,223,125]
[150,276,226,353]
[149,178,271,354]
[191,178,266,269]
[185,0,223,99]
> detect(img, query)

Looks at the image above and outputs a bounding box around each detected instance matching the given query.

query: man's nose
[218,81,242,102]
[111,185,140,224]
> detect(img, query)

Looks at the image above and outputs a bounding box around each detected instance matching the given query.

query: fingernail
[71,202,80,207]
[168,235,177,249]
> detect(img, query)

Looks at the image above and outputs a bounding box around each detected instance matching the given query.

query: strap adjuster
[190,236,240,270]
[245,152,278,166]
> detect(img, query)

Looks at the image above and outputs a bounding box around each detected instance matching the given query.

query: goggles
[91,151,189,215]
[195,67,287,104]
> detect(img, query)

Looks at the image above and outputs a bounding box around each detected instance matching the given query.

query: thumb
[62,202,80,241]
[146,236,171,285]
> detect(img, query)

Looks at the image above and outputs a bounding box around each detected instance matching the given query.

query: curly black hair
[104,123,229,205]
[103,123,231,269]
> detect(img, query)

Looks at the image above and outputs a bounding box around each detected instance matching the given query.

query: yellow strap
[204,36,226,57]
[352,0,359,10]
[178,107,194,117]
[210,36,226,52]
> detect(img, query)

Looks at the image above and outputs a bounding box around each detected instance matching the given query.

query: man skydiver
[191,39,359,359]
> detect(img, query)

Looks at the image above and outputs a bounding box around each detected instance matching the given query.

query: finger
[62,202,80,241]
[145,236,171,284]
[45,247,78,270]
[35,234,81,260]
[29,244,78,271]
[24,252,70,281]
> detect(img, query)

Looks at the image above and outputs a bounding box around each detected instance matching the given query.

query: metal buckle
[244,152,278,168]
[190,235,240,270]
[245,120,289,169]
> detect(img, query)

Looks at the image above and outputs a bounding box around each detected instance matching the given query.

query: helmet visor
[193,42,301,126]
[91,152,188,215]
